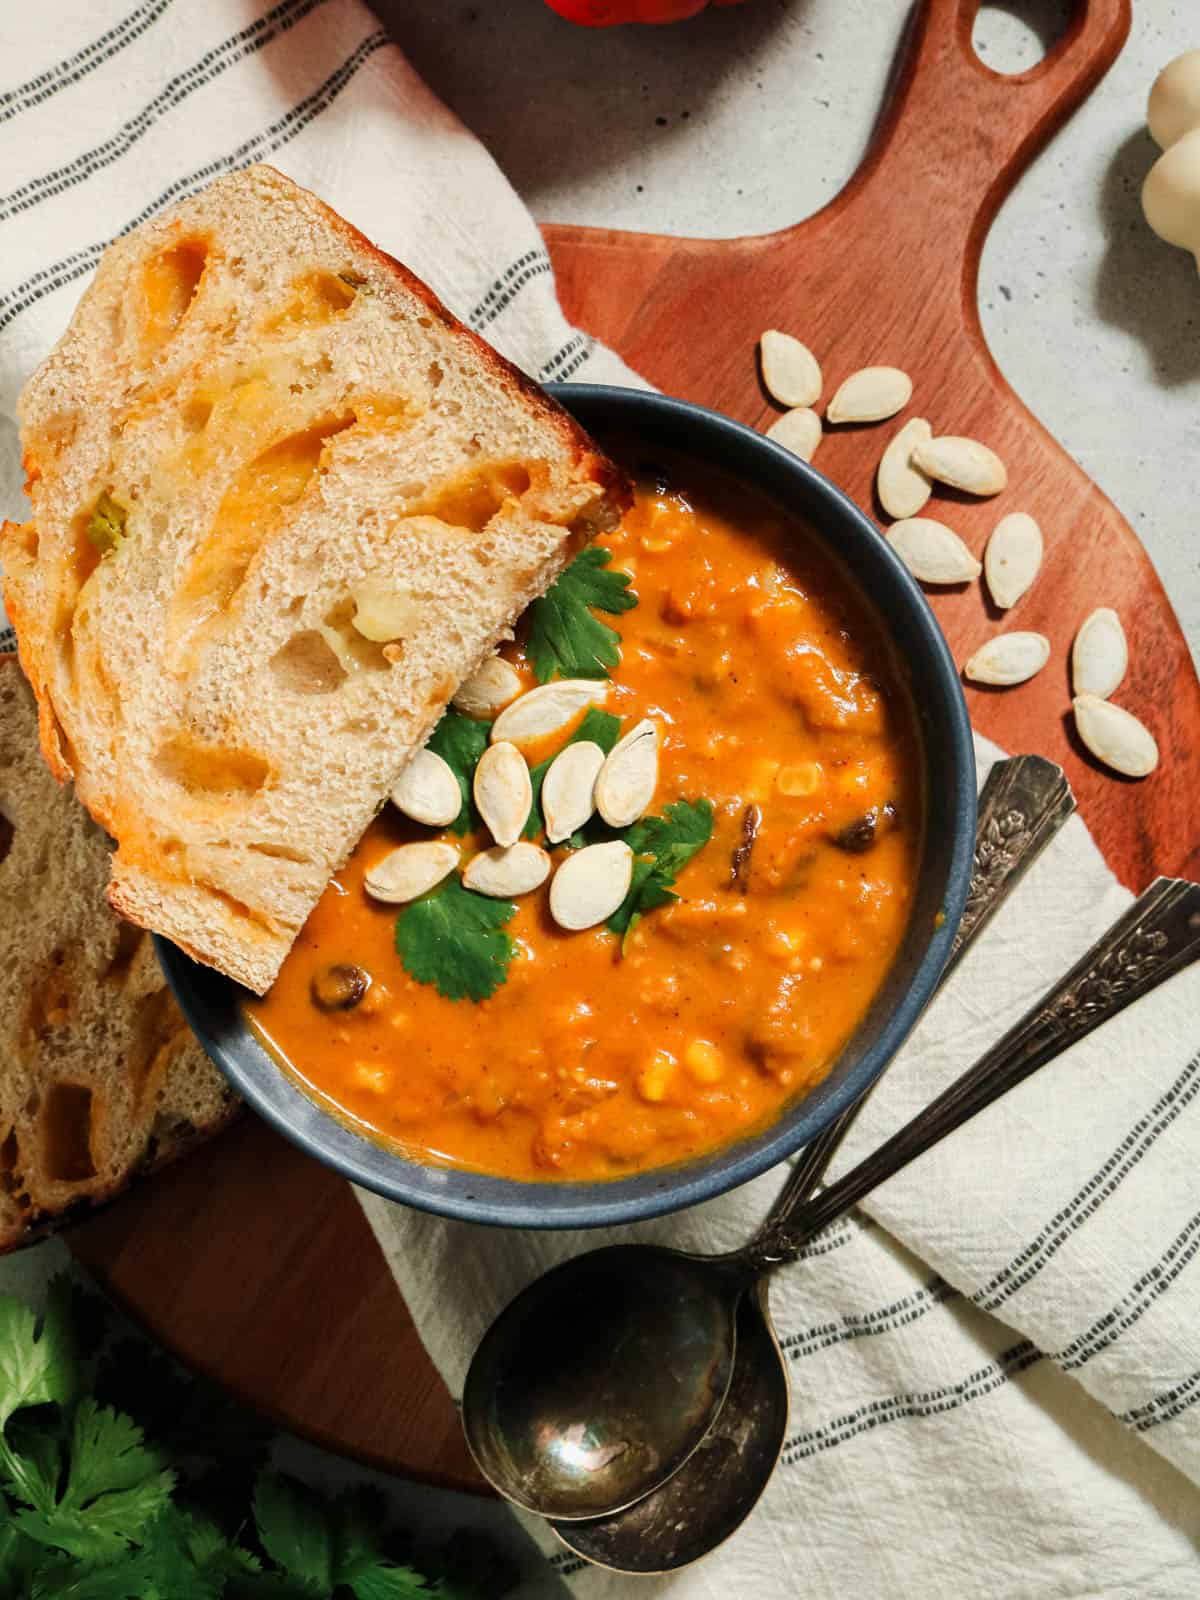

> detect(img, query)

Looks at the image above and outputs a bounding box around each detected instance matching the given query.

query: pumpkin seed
[390,748,461,828]
[912,435,1008,496]
[543,740,605,844]
[766,407,822,462]
[595,719,660,828]
[549,840,635,931]
[462,842,551,898]
[827,366,913,424]
[877,417,933,520]
[886,518,982,584]
[364,841,459,904]
[964,631,1050,686]
[1072,608,1127,700]
[453,656,522,718]
[759,330,822,408]
[490,679,610,745]
[984,512,1043,609]
[1073,694,1158,778]
[473,741,532,847]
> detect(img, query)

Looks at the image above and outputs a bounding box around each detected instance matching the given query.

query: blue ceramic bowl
[157,383,976,1229]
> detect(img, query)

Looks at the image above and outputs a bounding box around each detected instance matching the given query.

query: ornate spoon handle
[752,876,1200,1267]
[756,755,1076,1240]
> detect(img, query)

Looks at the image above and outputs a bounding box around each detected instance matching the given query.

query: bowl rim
[157,382,977,1229]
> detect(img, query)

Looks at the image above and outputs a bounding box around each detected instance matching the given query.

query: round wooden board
[69,0,1198,1490]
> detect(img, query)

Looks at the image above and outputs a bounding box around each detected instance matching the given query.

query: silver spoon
[463,756,1076,1520]
[556,869,1200,1570]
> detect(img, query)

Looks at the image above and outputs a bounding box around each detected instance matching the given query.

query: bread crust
[3,165,629,992]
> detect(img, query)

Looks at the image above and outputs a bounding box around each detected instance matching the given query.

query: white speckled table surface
[389,0,1199,669]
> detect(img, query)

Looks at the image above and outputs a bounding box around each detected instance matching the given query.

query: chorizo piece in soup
[248,456,922,1182]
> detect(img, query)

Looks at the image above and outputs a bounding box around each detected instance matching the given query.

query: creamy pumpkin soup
[248,456,922,1181]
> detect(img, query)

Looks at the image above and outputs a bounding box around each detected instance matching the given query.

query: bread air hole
[264,270,358,335]
[269,629,349,695]
[0,1131,31,1212]
[24,950,72,1046]
[171,415,355,643]
[155,735,271,796]
[0,811,13,868]
[41,1083,96,1182]
[140,238,208,353]
[416,461,534,533]
[102,921,145,986]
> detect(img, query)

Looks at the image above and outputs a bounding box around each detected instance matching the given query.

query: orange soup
[249,458,922,1181]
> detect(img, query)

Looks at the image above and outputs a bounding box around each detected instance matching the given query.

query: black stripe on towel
[1119,1369,1200,1433]
[1054,1211,1200,1372]
[780,1340,1041,1464]
[0,30,390,337]
[538,334,594,385]
[0,627,16,653]
[780,1274,959,1362]
[0,0,329,223]
[468,249,552,329]
[975,1050,1200,1313]
[0,0,172,125]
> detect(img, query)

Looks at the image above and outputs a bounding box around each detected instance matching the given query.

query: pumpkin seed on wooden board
[984,513,1043,610]
[766,407,822,462]
[364,841,459,904]
[827,366,913,424]
[474,741,533,848]
[453,656,522,718]
[595,719,660,828]
[877,417,933,519]
[886,518,982,584]
[389,748,461,828]
[490,679,609,745]
[912,435,1008,497]
[549,840,635,931]
[759,330,823,408]
[964,632,1050,686]
[543,740,605,844]
[463,842,551,898]
[1072,608,1128,700]
[1073,694,1159,778]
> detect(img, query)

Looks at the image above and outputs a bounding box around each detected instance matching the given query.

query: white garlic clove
[877,417,934,520]
[542,740,605,844]
[766,407,822,462]
[1073,695,1159,779]
[595,719,660,828]
[473,741,533,848]
[490,680,609,746]
[827,366,913,425]
[886,518,982,584]
[912,435,1008,497]
[759,330,823,408]
[462,843,551,898]
[390,748,462,828]
[453,657,523,718]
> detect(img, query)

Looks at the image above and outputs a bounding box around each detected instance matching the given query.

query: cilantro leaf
[522,706,622,838]
[396,879,516,1002]
[526,548,636,683]
[253,1472,333,1593]
[607,799,715,944]
[335,1487,450,1598]
[424,712,491,835]
[0,1293,77,1430]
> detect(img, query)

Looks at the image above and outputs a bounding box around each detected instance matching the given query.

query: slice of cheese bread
[3,165,627,992]
[0,655,236,1250]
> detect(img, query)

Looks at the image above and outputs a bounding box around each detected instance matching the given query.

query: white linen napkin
[2,5,1198,1595]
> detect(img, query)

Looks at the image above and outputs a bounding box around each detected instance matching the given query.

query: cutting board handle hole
[971,0,1073,76]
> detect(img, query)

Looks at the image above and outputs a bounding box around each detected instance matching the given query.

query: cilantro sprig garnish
[424,710,491,835]
[395,877,517,1001]
[0,1278,514,1597]
[607,798,715,947]
[522,705,621,839]
[526,548,636,683]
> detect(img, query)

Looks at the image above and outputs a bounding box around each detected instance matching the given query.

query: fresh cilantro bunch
[526,548,636,682]
[608,799,715,947]
[395,879,516,1003]
[0,1280,515,1599]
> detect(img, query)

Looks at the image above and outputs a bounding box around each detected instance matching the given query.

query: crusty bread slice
[0,655,236,1252]
[3,164,627,992]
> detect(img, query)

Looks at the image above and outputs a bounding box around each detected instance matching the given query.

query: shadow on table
[372,0,809,201]
[1093,130,1200,389]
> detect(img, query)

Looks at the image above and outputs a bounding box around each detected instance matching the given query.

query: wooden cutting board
[70,0,1199,1494]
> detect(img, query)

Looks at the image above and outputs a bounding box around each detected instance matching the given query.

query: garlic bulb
[1143,52,1200,267]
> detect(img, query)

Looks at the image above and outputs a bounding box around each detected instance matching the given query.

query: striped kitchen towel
[3,5,1199,1597]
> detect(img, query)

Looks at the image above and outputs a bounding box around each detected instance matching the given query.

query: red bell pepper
[544,0,745,25]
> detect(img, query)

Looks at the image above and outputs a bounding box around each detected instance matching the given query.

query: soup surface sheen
[249,460,922,1181]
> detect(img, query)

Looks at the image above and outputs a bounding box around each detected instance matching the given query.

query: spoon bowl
[462,1244,743,1519]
